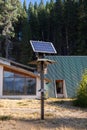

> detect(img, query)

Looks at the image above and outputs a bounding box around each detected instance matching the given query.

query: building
[0,57,49,98]
[1,56,87,99]
[46,56,87,98]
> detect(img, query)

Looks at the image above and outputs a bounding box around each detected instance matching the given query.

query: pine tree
[77,0,87,54]
[53,0,63,54]
[38,0,49,40]
[23,0,27,12]
[3,0,86,64]
[28,2,40,40]
[48,0,55,42]
[63,0,78,55]
[0,0,22,58]
[19,3,33,65]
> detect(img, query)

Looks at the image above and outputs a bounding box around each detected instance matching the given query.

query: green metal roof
[45,56,87,97]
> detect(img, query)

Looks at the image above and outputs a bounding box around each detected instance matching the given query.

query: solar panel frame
[30,40,57,54]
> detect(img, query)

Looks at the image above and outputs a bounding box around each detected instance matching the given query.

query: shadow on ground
[46,99,87,111]
[12,116,87,130]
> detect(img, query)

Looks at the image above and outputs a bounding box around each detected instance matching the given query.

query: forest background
[0,0,87,65]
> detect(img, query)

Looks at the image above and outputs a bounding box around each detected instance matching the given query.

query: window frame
[3,70,36,96]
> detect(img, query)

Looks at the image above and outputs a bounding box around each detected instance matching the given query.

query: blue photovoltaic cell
[30,41,57,54]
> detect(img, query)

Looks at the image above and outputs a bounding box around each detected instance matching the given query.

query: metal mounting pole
[30,40,57,120]
[40,61,44,120]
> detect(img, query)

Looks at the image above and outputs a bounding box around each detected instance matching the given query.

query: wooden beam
[3,64,36,78]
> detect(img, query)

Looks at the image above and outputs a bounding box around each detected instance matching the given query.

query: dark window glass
[3,78,14,95]
[14,73,25,78]
[26,78,36,95]
[14,78,25,95]
[4,71,14,78]
[3,71,36,95]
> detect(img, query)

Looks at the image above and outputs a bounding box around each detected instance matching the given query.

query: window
[26,78,36,95]
[3,77,14,95]
[3,71,36,95]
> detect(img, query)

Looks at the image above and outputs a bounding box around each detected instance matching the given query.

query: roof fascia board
[0,59,10,66]
[3,64,36,78]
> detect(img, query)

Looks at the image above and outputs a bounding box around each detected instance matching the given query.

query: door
[56,80,64,97]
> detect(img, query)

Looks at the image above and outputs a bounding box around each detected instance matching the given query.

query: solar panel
[30,40,57,54]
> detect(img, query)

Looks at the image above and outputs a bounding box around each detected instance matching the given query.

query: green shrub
[74,70,87,107]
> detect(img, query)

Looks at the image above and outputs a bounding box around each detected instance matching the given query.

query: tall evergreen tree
[45,1,50,41]
[53,0,63,54]
[28,2,39,40]
[23,0,27,12]
[0,0,86,63]
[64,0,78,55]
[48,0,55,42]
[0,0,22,58]
[77,0,87,54]
[19,2,33,65]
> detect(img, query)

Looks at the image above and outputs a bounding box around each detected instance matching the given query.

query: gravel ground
[0,98,87,130]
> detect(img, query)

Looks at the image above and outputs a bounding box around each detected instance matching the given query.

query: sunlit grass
[0,104,4,107]
[0,98,86,130]
[17,101,28,106]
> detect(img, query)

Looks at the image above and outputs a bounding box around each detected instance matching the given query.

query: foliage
[76,0,87,54]
[74,70,87,107]
[0,0,23,58]
[0,0,87,64]
[0,0,22,37]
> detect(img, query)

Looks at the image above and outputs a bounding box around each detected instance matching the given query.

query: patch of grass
[0,104,4,107]
[51,100,65,105]
[17,102,28,106]
[26,100,33,102]
[17,101,24,105]
[0,115,12,121]
[33,112,39,116]
[56,100,64,104]
[45,113,54,117]
[48,99,73,107]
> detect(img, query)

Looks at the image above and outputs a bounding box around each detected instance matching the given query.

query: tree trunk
[65,27,69,55]
[5,36,10,59]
